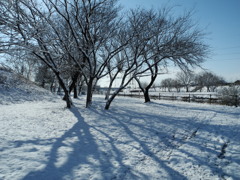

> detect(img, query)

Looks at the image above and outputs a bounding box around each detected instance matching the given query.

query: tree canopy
[0,0,209,109]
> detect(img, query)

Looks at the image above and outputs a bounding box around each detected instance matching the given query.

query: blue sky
[120,0,240,82]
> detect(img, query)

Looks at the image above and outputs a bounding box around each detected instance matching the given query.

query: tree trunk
[73,84,78,98]
[144,88,151,103]
[78,83,83,95]
[86,77,94,108]
[64,91,72,108]
[105,91,117,110]
[207,86,210,92]
[57,86,61,94]
[50,81,54,92]
[41,79,45,88]
[105,86,126,110]
[63,71,80,100]
[105,80,113,100]
[55,72,72,108]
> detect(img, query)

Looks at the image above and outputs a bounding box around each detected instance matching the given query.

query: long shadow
[22,106,110,180]
[21,98,239,179]
[89,107,187,179]
[89,101,240,179]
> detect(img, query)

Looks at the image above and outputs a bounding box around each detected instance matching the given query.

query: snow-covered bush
[218,86,240,106]
[0,74,7,84]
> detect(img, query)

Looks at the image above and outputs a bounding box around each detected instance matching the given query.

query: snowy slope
[0,68,53,105]
[0,94,239,180]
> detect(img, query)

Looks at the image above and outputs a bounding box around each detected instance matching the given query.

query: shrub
[0,74,7,84]
[218,86,240,107]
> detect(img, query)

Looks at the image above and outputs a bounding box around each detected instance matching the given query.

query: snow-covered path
[0,96,239,180]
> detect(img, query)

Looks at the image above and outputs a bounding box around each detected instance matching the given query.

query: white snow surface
[0,69,53,105]
[0,94,240,180]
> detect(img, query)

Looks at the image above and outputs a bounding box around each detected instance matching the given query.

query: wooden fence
[117,92,239,107]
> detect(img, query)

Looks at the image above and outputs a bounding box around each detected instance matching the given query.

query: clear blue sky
[120,0,240,82]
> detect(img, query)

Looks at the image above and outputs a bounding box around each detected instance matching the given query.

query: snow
[0,69,53,105]
[1,92,240,180]
[0,70,240,179]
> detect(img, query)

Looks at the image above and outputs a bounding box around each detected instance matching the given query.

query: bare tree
[104,8,161,109]
[172,79,181,92]
[195,72,225,92]
[47,0,130,107]
[1,0,209,109]
[130,8,208,102]
[161,78,174,92]
[105,7,208,108]
[0,0,126,108]
[0,0,77,107]
[104,51,125,100]
[177,72,194,92]
[194,73,205,92]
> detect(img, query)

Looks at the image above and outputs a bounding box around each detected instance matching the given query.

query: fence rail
[117,92,239,107]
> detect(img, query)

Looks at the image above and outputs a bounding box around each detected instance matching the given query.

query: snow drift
[0,67,53,105]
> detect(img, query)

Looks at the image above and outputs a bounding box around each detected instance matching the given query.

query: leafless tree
[0,0,127,108]
[127,8,208,103]
[47,0,130,107]
[104,9,162,109]
[172,79,181,92]
[104,50,125,100]
[195,72,225,92]
[1,0,209,109]
[161,78,175,92]
[105,7,209,108]
[176,72,194,92]
[0,0,78,107]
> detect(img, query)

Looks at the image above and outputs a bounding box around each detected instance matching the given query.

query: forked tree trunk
[63,72,80,100]
[55,72,72,108]
[105,90,119,110]
[135,62,158,103]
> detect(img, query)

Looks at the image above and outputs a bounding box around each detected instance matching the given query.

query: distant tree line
[160,71,226,92]
[160,71,225,93]
[0,0,209,109]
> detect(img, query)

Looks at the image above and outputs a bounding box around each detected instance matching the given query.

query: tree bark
[144,88,151,103]
[105,90,119,110]
[105,80,114,100]
[55,72,72,108]
[86,77,94,108]
[73,84,78,98]
[63,71,80,100]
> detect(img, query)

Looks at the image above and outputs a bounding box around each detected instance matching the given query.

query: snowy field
[0,94,240,180]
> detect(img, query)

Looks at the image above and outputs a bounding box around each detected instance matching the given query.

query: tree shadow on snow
[89,101,240,179]
[22,106,112,180]
[21,98,240,179]
[88,107,188,179]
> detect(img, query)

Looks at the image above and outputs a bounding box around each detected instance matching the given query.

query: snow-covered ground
[0,94,239,180]
[0,69,53,105]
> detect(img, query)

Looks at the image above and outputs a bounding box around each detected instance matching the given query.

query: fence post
[189,94,191,103]
[235,95,238,107]
[159,93,160,100]
[210,94,212,104]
